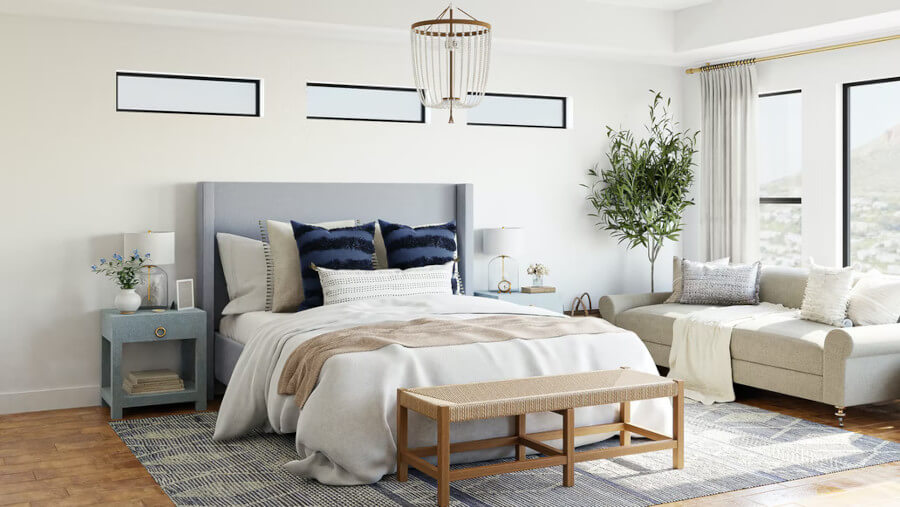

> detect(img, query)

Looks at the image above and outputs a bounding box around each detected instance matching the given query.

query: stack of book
[123,369,185,394]
[521,286,556,294]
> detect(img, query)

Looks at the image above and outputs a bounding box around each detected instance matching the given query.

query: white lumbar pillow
[316,262,453,306]
[262,219,357,312]
[800,260,854,327]
[216,233,269,315]
[665,256,729,303]
[847,272,900,326]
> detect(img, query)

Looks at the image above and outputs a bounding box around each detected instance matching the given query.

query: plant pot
[115,288,141,314]
[531,275,544,287]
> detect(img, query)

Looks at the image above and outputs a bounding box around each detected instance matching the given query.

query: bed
[197,182,671,485]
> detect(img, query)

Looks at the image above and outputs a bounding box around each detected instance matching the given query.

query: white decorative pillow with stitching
[800,261,854,327]
[316,263,454,306]
[216,233,269,315]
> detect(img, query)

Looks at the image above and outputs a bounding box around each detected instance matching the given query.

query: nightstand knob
[154,326,167,339]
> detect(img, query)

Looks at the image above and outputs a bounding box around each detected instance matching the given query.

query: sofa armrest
[823,323,900,407]
[598,292,672,325]
[825,324,900,359]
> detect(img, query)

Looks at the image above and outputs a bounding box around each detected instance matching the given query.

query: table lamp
[124,231,175,310]
[483,227,523,293]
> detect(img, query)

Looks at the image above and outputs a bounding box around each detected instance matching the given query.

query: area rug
[110,401,900,506]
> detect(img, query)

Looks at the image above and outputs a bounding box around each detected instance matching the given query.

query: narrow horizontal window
[116,72,260,116]
[306,83,425,123]
[466,93,567,128]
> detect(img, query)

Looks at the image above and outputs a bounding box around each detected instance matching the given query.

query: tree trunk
[650,259,655,292]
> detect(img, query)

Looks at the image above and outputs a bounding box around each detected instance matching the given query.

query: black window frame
[305,82,426,124]
[116,71,261,117]
[466,92,568,129]
[758,89,802,207]
[842,76,900,266]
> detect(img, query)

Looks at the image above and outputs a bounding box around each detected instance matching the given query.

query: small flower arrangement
[91,250,150,289]
[527,263,549,277]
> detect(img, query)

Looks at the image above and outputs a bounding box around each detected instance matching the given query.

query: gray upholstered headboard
[196,182,474,395]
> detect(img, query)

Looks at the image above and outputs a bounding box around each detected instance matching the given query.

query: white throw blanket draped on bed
[668,303,795,404]
[214,295,671,485]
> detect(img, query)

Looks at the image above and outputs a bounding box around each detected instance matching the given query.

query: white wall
[0,14,685,413]
[680,38,900,265]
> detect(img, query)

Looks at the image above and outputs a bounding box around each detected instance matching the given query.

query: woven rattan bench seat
[399,369,677,422]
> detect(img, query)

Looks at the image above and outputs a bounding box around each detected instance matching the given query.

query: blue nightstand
[100,308,207,419]
[473,290,563,313]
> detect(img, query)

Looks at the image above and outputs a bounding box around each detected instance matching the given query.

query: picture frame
[176,279,195,310]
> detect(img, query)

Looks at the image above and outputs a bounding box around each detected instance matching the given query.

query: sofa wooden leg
[834,406,846,427]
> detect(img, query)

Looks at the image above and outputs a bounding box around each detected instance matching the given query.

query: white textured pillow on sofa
[317,262,453,306]
[216,233,269,315]
[262,219,357,312]
[800,261,854,327]
[665,256,729,303]
[847,273,900,326]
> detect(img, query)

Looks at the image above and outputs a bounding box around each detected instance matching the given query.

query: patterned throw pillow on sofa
[680,259,761,305]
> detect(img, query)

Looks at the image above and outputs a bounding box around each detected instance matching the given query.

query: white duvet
[214,295,671,485]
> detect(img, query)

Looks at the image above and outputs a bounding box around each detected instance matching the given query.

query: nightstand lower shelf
[100,381,199,412]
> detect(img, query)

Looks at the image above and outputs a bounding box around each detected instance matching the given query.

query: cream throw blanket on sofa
[668,303,794,404]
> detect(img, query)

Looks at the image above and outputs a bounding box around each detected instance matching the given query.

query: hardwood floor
[0,390,896,506]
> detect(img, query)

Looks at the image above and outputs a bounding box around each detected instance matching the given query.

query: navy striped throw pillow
[378,219,461,294]
[291,221,376,309]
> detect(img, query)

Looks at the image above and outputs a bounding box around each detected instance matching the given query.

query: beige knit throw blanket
[278,315,620,409]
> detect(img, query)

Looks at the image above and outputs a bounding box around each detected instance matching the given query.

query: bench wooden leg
[437,406,450,507]
[619,401,631,446]
[673,380,684,469]
[562,408,575,487]
[516,414,527,461]
[396,397,408,482]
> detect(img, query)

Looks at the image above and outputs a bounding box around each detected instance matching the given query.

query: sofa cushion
[617,304,830,376]
[759,266,808,309]
[616,303,719,346]
[730,313,830,376]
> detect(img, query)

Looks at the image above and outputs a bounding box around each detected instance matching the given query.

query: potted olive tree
[584,91,698,292]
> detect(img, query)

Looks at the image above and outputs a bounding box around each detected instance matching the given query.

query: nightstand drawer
[102,310,204,343]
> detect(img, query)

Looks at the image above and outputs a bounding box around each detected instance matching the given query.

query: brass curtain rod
[685,33,900,74]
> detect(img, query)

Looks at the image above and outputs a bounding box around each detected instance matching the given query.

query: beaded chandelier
[410,4,491,124]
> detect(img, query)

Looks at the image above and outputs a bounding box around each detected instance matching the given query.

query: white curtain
[700,63,759,263]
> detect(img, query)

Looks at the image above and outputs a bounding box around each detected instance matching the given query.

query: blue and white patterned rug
[110,402,900,506]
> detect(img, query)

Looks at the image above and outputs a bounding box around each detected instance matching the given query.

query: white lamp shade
[483,227,524,256]
[123,231,175,265]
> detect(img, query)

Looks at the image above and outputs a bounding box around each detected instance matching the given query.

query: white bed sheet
[214,295,671,485]
[219,311,297,345]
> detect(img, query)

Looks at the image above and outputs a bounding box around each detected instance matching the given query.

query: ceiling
[587,0,713,10]
[0,0,897,67]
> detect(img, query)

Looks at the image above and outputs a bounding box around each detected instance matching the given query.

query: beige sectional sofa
[599,266,900,425]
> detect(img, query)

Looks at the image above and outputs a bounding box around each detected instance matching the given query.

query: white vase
[115,288,141,313]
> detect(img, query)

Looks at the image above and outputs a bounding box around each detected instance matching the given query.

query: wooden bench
[396,368,684,507]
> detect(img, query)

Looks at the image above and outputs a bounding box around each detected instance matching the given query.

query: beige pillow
[665,256,729,303]
[847,272,900,326]
[262,219,357,312]
[800,261,854,327]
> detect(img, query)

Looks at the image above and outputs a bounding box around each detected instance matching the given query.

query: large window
[758,90,802,267]
[844,77,900,272]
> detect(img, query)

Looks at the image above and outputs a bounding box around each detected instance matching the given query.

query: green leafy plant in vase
[583,90,698,292]
[92,250,150,313]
